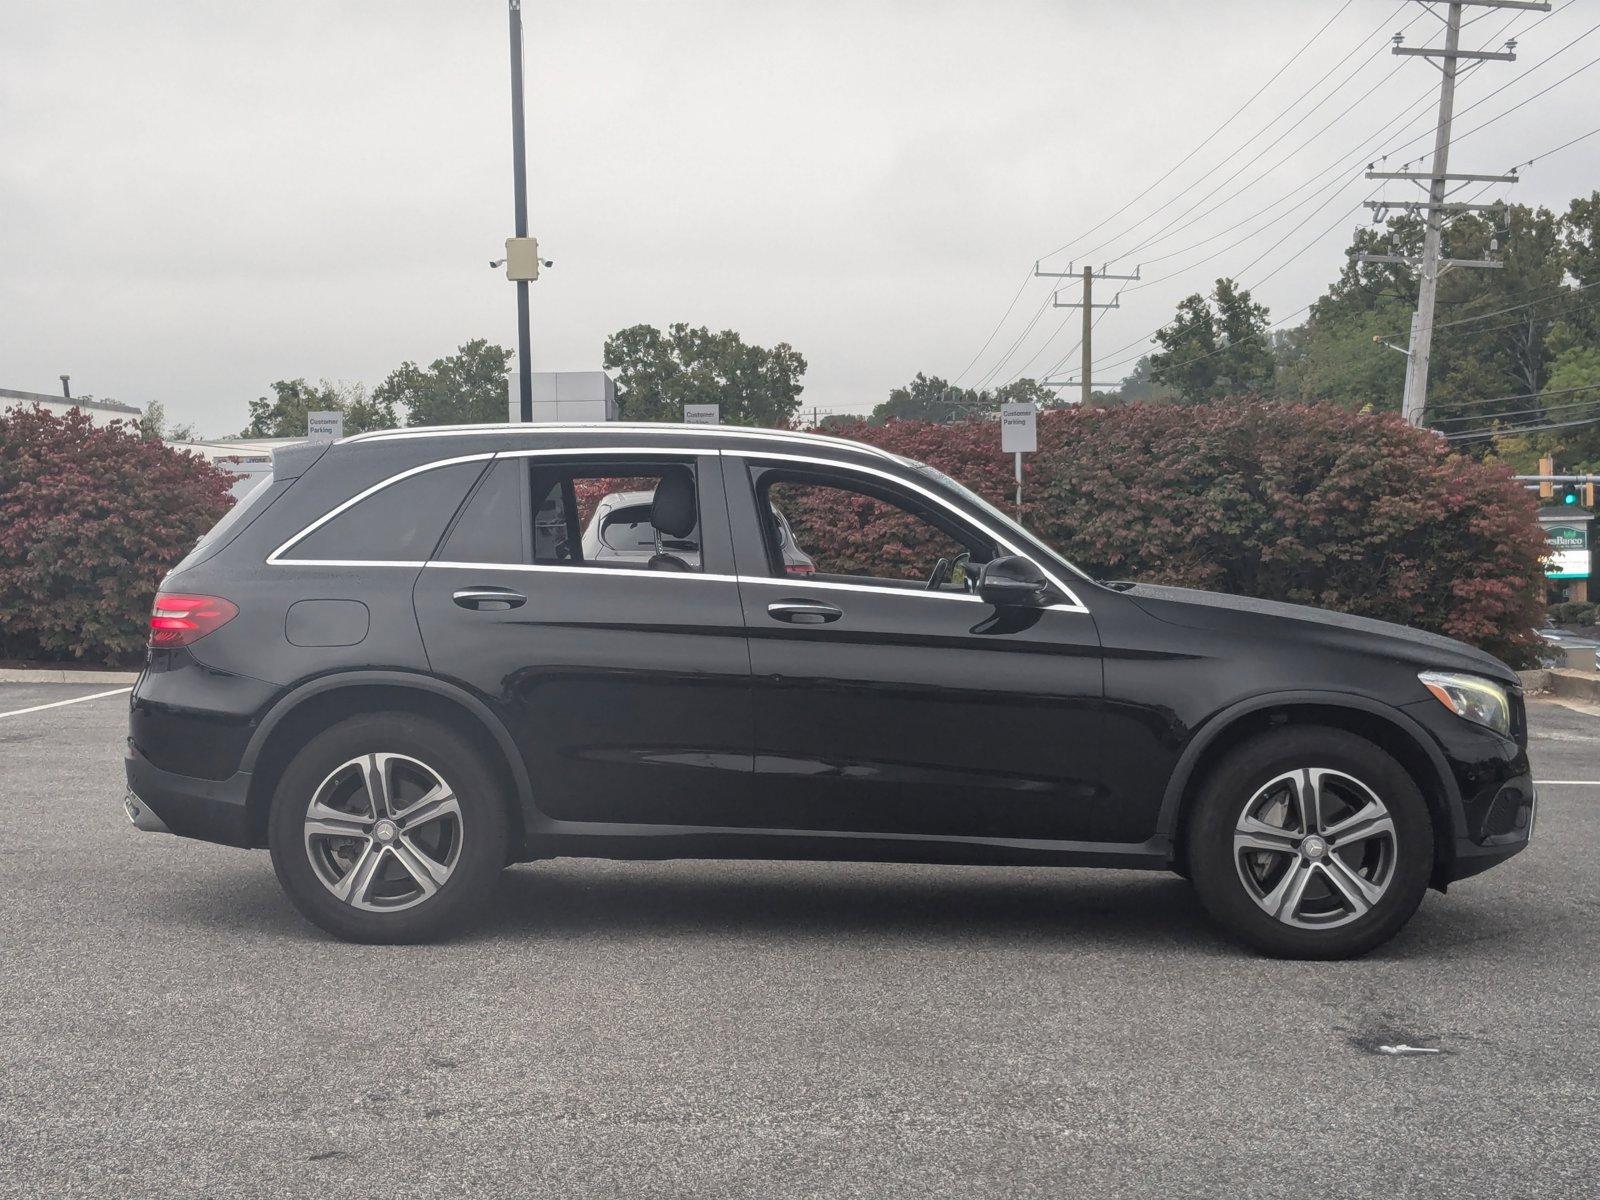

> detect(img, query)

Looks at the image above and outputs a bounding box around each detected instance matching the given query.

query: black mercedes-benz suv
[125,423,1534,958]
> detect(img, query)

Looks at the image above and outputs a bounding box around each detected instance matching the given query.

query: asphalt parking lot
[1,684,1597,1199]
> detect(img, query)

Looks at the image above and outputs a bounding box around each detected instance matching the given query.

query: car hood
[1119,582,1519,685]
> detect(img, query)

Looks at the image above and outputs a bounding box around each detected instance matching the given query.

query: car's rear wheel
[268,713,508,943]
[1186,726,1434,960]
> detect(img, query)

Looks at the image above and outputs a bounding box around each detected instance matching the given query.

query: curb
[1518,669,1550,694]
[0,668,140,685]
[1544,668,1600,706]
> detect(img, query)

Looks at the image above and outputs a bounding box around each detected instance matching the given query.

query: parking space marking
[1536,780,1600,786]
[0,687,132,720]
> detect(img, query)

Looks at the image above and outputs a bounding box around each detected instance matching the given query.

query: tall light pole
[508,0,533,422]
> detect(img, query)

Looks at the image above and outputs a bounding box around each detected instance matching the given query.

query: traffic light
[1556,482,1596,507]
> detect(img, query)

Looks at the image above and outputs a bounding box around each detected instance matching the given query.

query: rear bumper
[124,738,255,848]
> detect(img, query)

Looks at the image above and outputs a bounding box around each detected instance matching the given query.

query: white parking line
[0,687,132,720]
[1536,780,1600,786]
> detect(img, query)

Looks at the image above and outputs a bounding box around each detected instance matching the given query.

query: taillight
[149,593,238,648]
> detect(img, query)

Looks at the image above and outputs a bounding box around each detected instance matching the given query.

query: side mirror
[977,555,1049,606]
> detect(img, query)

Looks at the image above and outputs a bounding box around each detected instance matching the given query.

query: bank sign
[1544,521,1591,580]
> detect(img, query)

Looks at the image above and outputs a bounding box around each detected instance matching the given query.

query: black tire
[268,713,509,943]
[1186,726,1434,960]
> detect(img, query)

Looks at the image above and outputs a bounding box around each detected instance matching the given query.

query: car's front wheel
[1186,726,1434,960]
[268,713,509,943]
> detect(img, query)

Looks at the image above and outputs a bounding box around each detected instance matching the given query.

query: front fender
[1153,689,1466,847]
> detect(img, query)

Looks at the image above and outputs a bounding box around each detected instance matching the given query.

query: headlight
[1418,671,1511,737]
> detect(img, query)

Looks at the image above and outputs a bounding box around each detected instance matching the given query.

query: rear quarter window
[280,460,488,563]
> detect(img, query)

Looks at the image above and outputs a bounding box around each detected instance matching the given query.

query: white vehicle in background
[581,488,817,575]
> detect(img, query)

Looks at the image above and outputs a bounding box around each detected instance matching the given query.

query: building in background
[1541,507,1592,604]
[0,385,141,427]
[508,371,618,423]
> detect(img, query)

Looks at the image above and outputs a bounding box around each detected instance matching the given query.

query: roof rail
[337,422,897,462]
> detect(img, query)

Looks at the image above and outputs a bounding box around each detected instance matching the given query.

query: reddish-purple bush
[796,402,1545,665]
[0,406,235,664]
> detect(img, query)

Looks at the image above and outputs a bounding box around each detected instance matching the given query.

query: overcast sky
[3,0,1599,436]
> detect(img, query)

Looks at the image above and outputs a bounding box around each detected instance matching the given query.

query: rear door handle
[767,599,843,625]
[453,587,527,611]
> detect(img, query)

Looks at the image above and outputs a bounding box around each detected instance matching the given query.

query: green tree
[1519,346,1600,471]
[241,379,394,437]
[603,324,806,426]
[137,399,198,442]
[1148,278,1272,404]
[869,374,1056,425]
[1105,356,1177,407]
[1284,204,1574,429]
[871,374,981,424]
[372,339,512,427]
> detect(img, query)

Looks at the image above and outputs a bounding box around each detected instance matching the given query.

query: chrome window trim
[724,449,1091,614]
[266,453,495,566]
[268,442,1093,616]
[736,575,985,603]
[422,561,738,583]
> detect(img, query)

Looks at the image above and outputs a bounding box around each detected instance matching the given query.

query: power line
[1361,7,1599,175]
[1387,278,1600,341]
[972,0,1569,398]
[1431,378,1600,414]
[960,9,1377,390]
[1445,410,1600,440]
[1082,10,1531,380]
[1434,388,1600,425]
[950,270,1035,387]
[1100,4,1422,267]
[1033,0,1363,267]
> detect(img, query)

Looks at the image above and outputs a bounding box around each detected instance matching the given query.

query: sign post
[307,411,344,443]
[1000,402,1037,522]
[683,404,720,425]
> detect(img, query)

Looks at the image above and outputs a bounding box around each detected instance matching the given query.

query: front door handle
[767,599,843,625]
[453,587,527,611]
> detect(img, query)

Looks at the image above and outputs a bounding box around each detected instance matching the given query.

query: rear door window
[432,457,705,572]
[280,460,489,563]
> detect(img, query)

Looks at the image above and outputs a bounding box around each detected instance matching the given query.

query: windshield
[902,457,1096,585]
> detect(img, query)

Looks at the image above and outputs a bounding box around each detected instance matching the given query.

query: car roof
[337,421,902,465]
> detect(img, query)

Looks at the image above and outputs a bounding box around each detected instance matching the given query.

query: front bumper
[1443,776,1535,883]
[124,738,255,848]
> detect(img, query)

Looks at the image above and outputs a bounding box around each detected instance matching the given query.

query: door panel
[720,455,1114,844]
[414,565,752,826]
[412,451,753,828]
[738,579,1111,841]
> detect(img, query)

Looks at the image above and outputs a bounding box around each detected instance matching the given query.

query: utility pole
[508,0,533,422]
[1036,262,1138,405]
[1359,0,1547,426]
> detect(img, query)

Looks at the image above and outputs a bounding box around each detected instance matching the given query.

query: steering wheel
[925,557,952,592]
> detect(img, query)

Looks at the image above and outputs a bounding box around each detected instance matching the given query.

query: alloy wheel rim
[303,753,463,912]
[1233,767,1397,930]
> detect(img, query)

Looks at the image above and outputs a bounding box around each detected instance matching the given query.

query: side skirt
[525,823,1174,870]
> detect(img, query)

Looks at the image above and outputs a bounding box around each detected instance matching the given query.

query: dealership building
[0,384,141,427]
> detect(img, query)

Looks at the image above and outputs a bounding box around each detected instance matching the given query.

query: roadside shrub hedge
[0,406,235,664]
[1549,600,1597,627]
[798,401,1546,665]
